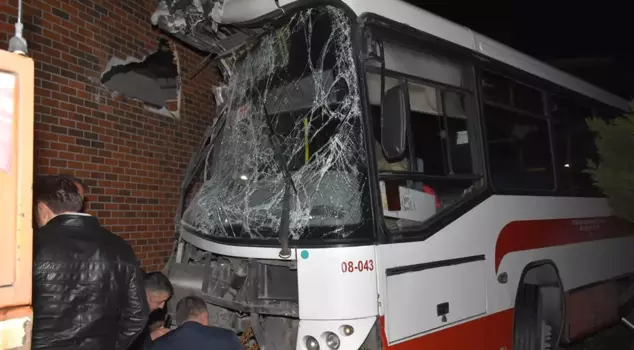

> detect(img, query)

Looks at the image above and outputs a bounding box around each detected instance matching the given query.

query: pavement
[569,324,634,350]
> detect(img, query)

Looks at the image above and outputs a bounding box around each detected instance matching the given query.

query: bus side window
[482,71,555,191]
[551,97,622,196]
[485,106,554,190]
[551,97,596,195]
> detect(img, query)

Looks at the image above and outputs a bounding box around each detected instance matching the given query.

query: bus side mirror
[381,82,409,162]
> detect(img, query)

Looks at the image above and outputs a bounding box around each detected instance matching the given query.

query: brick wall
[0,0,218,271]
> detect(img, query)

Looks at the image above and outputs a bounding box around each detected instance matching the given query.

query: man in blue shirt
[149,296,243,350]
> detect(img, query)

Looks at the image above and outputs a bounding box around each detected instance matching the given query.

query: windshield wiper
[262,104,296,259]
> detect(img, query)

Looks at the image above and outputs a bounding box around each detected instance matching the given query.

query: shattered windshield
[182,6,371,241]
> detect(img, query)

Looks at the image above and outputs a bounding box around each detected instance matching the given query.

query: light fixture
[324,332,340,349]
[305,336,319,350]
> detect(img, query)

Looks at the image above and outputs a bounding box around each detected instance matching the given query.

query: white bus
[156,1,634,349]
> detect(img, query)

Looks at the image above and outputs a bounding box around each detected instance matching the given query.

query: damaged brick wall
[0,0,219,271]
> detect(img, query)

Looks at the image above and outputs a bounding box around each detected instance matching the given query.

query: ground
[570,324,634,350]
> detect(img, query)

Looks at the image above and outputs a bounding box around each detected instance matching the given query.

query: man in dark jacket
[32,175,149,349]
[149,296,243,350]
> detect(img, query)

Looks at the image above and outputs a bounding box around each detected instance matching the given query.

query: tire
[514,284,557,350]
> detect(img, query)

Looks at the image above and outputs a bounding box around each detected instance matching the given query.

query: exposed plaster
[100,43,181,119]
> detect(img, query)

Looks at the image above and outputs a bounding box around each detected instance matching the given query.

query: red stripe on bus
[379,309,514,349]
[495,217,632,273]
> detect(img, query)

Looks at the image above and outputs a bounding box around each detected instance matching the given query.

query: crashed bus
[153,0,634,349]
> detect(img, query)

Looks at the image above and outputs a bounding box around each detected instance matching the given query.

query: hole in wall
[101,38,180,118]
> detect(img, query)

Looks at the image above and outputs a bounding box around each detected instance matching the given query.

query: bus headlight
[305,336,320,350]
[324,332,340,349]
[341,324,354,336]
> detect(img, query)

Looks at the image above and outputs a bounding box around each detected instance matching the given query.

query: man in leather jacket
[32,175,149,349]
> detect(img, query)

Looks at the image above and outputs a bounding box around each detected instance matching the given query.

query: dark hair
[144,271,174,296]
[34,175,83,214]
[57,174,88,193]
[175,296,208,326]
[148,308,168,331]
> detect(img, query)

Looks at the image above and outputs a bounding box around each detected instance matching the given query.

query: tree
[586,104,634,223]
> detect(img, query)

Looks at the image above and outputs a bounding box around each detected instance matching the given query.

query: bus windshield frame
[180,4,374,245]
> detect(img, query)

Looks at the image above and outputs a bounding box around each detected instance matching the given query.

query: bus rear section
[153,0,634,349]
[0,48,35,350]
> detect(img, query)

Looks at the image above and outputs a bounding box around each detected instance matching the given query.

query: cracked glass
[181,6,371,241]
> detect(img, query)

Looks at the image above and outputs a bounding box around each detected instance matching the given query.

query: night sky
[405,1,633,100]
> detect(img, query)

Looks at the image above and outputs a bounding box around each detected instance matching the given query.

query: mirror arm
[378,40,385,116]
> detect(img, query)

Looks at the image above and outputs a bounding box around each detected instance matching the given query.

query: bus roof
[341,0,629,111]
[154,0,629,110]
[342,0,629,110]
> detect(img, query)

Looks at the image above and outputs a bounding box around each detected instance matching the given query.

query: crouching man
[149,296,243,350]
[129,272,174,350]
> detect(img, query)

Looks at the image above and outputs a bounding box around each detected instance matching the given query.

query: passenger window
[366,69,480,233]
[514,83,544,115]
[550,96,600,196]
[368,75,476,179]
[481,70,554,191]
[380,41,465,88]
[482,71,544,113]
[485,105,554,190]
[481,72,511,105]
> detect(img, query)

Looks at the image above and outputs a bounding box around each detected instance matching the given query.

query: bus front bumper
[296,316,377,350]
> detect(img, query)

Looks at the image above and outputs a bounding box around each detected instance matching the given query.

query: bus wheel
[514,264,564,350]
